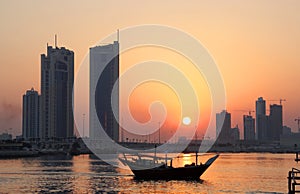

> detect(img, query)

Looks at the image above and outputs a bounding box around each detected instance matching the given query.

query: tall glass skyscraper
[22,88,40,140]
[243,115,255,141]
[40,45,74,139]
[89,41,119,142]
[269,104,283,141]
[216,110,231,143]
[255,97,268,140]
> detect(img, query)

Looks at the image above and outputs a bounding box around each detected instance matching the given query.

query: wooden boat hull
[132,165,209,180]
[120,154,219,180]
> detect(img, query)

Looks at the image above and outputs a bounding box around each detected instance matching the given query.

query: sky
[0,0,300,139]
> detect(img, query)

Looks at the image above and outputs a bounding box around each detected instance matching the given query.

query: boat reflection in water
[119,152,219,180]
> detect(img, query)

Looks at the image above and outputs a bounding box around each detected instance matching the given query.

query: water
[0,153,296,193]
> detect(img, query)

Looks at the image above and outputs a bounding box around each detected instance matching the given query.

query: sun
[182,117,191,125]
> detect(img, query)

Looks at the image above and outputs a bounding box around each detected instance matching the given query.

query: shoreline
[1,140,299,159]
[0,149,298,159]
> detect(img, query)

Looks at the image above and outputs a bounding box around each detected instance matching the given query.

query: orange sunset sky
[1,1,300,139]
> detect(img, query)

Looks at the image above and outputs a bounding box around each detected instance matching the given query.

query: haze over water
[0,153,295,193]
[1,1,300,193]
[1,1,300,136]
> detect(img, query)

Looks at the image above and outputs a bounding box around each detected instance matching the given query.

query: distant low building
[282,126,292,135]
[280,132,300,147]
[178,136,188,144]
[16,135,23,141]
[231,125,240,141]
[0,133,12,141]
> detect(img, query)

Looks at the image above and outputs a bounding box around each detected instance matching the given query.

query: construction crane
[295,117,300,133]
[233,110,255,116]
[268,98,286,105]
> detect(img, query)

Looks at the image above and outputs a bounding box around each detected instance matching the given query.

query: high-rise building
[255,97,268,140]
[269,104,283,141]
[216,110,231,143]
[257,115,270,141]
[22,88,40,140]
[89,41,119,142]
[40,45,74,139]
[243,115,255,141]
[231,125,240,141]
[256,97,266,115]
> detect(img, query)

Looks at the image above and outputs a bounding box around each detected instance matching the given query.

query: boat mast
[154,144,157,164]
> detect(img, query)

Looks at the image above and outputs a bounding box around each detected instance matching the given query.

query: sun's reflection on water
[0,153,296,193]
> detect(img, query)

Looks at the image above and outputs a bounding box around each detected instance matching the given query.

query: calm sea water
[0,153,296,193]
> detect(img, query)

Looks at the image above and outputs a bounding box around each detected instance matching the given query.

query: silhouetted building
[256,97,266,115]
[282,125,292,135]
[22,88,40,140]
[89,41,119,142]
[280,132,300,147]
[269,104,283,141]
[243,115,255,141]
[256,97,268,140]
[216,110,231,143]
[40,45,74,139]
[0,133,12,141]
[231,125,240,141]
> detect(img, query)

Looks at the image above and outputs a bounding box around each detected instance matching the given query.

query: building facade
[0,133,12,141]
[40,45,74,139]
[243,115,255,141]
[22,88,40,140]
[255,97,268,140]
[216,110,232,143]
[269,104,283,141]
[282,125,292,135]
[231,125,240,141]
[89,41,119,142]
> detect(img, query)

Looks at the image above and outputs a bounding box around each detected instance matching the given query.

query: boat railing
[121,152,219,168]
[288,152,300,194]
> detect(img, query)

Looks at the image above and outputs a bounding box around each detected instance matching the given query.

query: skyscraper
[269,104,283,141]
[89,41,119,142]
[243,115,255,141]
[40,45,74,139]
[22,88,40,140]
[216,110,231,143]
[255,97,268,140]
[256,97,266,116]
[231,125,240,141]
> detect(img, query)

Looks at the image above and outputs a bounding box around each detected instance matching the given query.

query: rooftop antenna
[55,34,57,48]
[117,29,119,42]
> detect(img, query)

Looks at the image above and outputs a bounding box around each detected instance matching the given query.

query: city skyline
[1,2,300,193]
[5,39,298,141]
[1,1,300,137]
